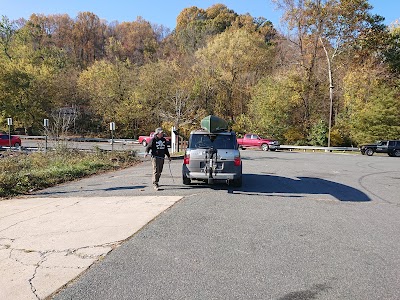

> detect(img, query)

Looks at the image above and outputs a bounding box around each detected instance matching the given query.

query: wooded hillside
[1,1,399,146]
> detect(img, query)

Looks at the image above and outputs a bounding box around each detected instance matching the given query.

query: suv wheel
[365,148,374,156]
[261,144,269,151]
[394,150,400,157]
[142,140,147,147]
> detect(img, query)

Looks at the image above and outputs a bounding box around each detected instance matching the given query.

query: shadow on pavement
[35,185,147,196]
[33,174,370,202]
[231,174,370,202]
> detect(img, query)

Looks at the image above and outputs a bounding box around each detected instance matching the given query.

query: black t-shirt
[146,136,170,158]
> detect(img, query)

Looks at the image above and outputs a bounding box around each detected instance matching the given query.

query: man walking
[144,128,171,190]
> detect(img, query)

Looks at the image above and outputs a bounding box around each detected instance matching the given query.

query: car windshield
[189,134,236,149]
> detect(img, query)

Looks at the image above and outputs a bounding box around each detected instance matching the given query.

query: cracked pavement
[0,195,182,300]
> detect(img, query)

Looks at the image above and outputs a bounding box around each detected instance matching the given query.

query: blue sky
[2,0,399,30]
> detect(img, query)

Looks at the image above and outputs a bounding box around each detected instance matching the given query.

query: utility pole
[328,84,334,148]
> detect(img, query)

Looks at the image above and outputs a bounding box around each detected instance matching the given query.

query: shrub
[0,150,138,198]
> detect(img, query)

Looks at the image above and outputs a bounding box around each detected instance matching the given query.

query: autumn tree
[384,21,400,74]
[156,61,200,129]
[0,16,16,60]
[248,74,301,141]
[72,12,107,68]
[272,0,387,146]
[111,17,159,65]
[0,15,74,134]
[194,28,274,121]
[231,14,277,44]
[77,59,140,136]
[136,58,204,136]
[0,58,65,134]
[174,4,237,54]
[338,62,400,144]
[271,0,328,136]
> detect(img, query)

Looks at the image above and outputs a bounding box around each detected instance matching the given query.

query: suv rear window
[189,134,236,149]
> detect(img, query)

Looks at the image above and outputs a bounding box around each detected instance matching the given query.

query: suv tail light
[234,156,241,166]
[183,154,190,165]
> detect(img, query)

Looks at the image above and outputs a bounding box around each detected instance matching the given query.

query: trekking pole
[168,159,175,183]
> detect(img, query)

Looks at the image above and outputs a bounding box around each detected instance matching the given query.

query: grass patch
[0,148,139,199]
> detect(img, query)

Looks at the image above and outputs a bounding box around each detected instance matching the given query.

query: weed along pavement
[1,150,400,299]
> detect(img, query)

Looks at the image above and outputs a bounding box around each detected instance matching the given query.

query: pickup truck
[138,132,171,147]
[360,140,400,157]
[237,133,280,151]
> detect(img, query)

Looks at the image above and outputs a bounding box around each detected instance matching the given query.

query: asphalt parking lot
[2,149,400,299]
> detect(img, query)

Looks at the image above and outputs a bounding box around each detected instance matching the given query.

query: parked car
[360,140,400,157]
[0,133,22,148]
[237,133,280,151]
[182,115,242,187]
[138,132,171,147]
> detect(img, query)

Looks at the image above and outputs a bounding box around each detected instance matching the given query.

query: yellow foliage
[329,128,344,147]
[284,128,305,144]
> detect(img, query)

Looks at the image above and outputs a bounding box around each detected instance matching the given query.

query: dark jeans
[151,157,164,186]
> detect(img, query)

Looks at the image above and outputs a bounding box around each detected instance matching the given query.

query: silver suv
[182,129,242,186]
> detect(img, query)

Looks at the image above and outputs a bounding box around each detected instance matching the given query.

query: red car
[138,132,171,147]
[0,133,22,147]
[237,133,280,151]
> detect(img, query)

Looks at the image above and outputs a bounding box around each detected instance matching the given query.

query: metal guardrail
[280,145,359,152]
[19,135,139,144]
[16,136,360,152]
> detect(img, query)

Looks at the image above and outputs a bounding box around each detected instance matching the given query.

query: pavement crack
[9,248,39,266]
[28,251,49,300]
[69,242,120,260]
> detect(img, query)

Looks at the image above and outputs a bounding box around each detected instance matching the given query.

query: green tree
[137,59,203,134]
[308,120,328,146]
[174,4,237,54]
[340,64,400,144]
[272,0,387,146]
[194,28,274,121]
[248,74,302,142]
[77,59,139,136]
[0,59,60,134]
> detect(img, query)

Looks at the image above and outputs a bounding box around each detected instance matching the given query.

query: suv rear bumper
[185,171,241,181]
